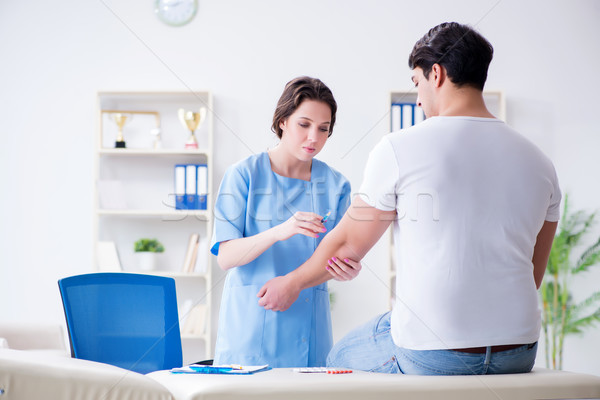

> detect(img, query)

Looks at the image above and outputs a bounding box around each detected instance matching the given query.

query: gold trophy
[178,108,207,149]
[112,113,132,148]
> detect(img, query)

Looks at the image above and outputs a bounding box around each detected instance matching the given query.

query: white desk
[147,367,600,400]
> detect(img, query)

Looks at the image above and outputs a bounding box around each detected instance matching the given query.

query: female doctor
[210,76,360,368]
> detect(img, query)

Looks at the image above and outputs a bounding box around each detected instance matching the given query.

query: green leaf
[567,291,600,322]
[573,236,600,274]
[564,310,600,335]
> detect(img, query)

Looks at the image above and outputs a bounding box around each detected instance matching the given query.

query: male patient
[257,22,561,375]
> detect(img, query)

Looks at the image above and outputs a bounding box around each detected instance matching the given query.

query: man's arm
[532,220,558,289]
[257,197,395,311]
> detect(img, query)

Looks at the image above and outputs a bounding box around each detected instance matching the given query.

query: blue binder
[185,164,198,210]
[196,164,208,210]
[175,164,186,210]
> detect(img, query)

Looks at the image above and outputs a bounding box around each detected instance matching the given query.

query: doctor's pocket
[219,284,266,358]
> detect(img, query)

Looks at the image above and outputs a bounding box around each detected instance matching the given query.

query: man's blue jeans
[326,312,537,375]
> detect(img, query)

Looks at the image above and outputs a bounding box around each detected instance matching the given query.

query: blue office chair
[58,273,183,374]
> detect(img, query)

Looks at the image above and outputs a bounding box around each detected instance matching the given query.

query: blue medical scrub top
[210,152,351,367]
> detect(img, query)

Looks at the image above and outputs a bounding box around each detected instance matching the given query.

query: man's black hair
[408,22,493,91]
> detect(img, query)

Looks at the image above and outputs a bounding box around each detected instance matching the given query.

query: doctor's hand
[326,257,362,281]
[273,212,326,242]
[257,275,300,312]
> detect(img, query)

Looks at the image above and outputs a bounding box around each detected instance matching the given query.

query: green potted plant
[540,194,600,369]
[134,238,165,271]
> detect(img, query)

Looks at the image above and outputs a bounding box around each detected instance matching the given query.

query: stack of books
[181,233,207,274]
[180,300,207,337]
[179,232,209,337]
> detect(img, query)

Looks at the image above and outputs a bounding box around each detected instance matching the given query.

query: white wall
[1,0,599,375]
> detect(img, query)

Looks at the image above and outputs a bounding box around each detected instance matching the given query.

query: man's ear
[431,63,445,88]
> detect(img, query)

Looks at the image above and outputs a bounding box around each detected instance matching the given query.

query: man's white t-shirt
[359,116,561,350]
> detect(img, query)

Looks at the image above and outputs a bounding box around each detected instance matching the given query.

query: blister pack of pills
[293,367,352,374]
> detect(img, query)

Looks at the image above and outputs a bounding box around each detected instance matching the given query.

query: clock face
[155,0,198,27]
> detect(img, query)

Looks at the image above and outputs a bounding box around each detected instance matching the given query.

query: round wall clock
[155,0,198,27]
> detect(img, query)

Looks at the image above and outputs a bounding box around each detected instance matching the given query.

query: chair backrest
[58,272,183,374]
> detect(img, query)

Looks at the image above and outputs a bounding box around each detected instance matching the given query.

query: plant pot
[137,252,157,271]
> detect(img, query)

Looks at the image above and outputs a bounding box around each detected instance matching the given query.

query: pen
[321,211,331,223]
[189,366,236,374]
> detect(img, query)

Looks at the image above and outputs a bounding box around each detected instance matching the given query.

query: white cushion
[0,323,66,351]
[0,349,173,400]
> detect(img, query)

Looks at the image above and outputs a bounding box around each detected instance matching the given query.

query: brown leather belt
[451,343,533,354]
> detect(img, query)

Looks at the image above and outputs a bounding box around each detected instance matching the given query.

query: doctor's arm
[257,197,395,311]
[217,211,326,271]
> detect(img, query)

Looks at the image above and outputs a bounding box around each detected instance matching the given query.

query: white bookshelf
[93,91,214,363]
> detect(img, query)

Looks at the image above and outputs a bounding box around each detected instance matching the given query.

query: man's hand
[257,275,301,312]
[326,257,362,281]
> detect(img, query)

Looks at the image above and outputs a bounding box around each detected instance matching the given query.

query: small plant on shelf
[134,239,164,271]
[134,238,165,253]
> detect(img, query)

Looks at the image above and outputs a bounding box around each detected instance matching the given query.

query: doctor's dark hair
[408,22,493,91]
[271,76,337,139]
